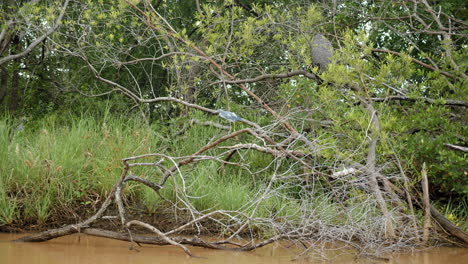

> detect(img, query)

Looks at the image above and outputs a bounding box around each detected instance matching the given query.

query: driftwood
[429,206,468,244]
[13,118,306,255]
[328,162,468,245]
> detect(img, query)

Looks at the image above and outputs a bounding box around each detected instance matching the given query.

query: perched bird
[217,109,243,122]
[310,34,333,72]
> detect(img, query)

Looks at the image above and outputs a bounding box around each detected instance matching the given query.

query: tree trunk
[9,65,19,112]
[0,66,7,104]
[8,35,20,112]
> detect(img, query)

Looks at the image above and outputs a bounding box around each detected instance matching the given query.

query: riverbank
[1,114,467,252]
[1,114,283,231]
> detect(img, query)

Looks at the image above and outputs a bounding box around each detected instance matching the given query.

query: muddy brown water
[1,233,467,264]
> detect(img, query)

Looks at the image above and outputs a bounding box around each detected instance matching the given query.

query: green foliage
[0,109,287,225]
[0,174,18,225]
[0,113,163,225]
[435,198,468,231]
[394,104,468,196]
[1,0,466,232]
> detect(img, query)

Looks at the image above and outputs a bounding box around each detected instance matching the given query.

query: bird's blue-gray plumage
[311,34,333,72]
[217,109,243,122]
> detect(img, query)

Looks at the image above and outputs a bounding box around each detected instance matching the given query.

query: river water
[1,233,467,264]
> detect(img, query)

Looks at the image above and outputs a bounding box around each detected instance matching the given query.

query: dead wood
[421,163,431,243]
[443,143,468,153]
[371,96,468,108]
[12,87,467,259]
[383,180,468,245]
[126,220,195,257]
[429,206,468,244]
[81,228,230,249]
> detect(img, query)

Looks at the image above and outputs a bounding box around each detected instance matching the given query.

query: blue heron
[217,109,243,122]
[311,34,333,72]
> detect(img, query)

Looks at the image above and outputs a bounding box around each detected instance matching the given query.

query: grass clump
[6,110,459,242]
[0,114,162,226]
[187,163,254,212]
[0,112,287,228]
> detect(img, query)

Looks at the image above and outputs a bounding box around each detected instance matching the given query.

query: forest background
[0,0,467,254]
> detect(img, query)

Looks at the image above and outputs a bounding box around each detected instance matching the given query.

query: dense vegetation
[0,0,466,256]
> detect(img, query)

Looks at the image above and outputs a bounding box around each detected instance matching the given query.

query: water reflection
[1,233,467,264]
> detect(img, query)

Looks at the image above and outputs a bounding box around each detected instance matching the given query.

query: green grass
[187,162,254,212]
[0,111,277,226]
[2,111,465,239]
[0,175,18,225]
[0,114,163,225]
[435,198,468,232]
[0,112,307,227]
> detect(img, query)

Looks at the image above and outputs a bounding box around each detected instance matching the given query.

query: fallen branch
[13,163,130,242]
[219,143,308,158]
[157,128,255,186]
[443,143,468,153]
[429,206,468,244]
[124,174,163,192]
[384,180,468,244]
[127,220,195,257]
[82,228,230,249]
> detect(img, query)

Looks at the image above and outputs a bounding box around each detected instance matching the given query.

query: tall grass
[3,112,464,236]
[0,111,305,227]
[0,111,273,226]
[0,113,162,225]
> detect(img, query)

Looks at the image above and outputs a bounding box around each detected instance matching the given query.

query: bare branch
[421,163,431,243]
[219,143,308,158]
[210,70,319,85]
[124,174,163,192]
[443,143,468,153]
[116,52,207,66]
[126,220,195,257]
[0,0,70,66]
[141,97,218,114]
[371,96,468,108]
